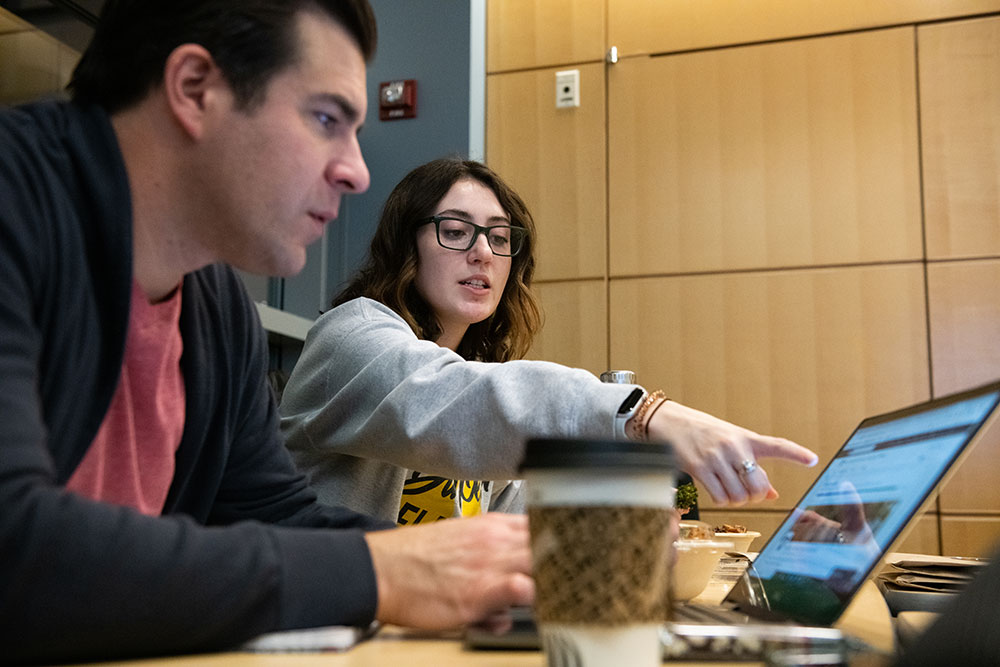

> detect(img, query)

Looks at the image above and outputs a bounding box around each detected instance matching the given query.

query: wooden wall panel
[920,17,1000,259]
[487,3,1000,555]
[486,0,605,73]
[608,265,930,509]
[0,29,61,104]
[608,28,921,276]
[56,43,78,91]
[928,260,1000,512]
[894,515,942,556]
[0,6,28,33]
[941,516,1000,557]
[608,0,1000,56]
[525,280,607,375]
[938,418,1000,513]
[487,64,606,281]
[0,7,77,105]
[927,260,1000,395]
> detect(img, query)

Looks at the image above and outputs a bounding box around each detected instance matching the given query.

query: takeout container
[715,531,760,553]
[672,539,732,601]
[678,520,714,541]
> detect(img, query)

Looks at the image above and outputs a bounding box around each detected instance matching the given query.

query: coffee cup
[520,438,677,667]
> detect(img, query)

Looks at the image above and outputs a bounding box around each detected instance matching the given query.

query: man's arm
[0,195,383,663]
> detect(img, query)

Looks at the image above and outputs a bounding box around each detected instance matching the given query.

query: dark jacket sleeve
[0,104,393,665]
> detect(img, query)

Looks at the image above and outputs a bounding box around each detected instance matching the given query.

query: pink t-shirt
[66,280,185,516]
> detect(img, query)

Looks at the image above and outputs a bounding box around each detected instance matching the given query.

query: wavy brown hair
[333,158,541,362]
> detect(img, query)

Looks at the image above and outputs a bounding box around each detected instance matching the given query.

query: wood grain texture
[0,6,29,34]
[920,16,1000,259]
[0,30,60,104]
[608,264,930,509]
[608,28,922,276]
[608,0,1000,56]
[487,0,605,73]
[524,280,608,376]
[941,516,1000,557]
[487,64,606,281]
[928,260,1000,513]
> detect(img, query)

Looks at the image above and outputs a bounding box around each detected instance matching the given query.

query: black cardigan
[0,101,391,664]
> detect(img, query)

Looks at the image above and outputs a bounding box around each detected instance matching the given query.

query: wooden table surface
[73,571,896,667]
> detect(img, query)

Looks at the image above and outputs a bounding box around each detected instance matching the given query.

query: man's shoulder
[1,101,124,231]
[0,101,65,178]
[0,100,101,151]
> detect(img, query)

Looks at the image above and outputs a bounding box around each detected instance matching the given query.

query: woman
[279,158,816,524]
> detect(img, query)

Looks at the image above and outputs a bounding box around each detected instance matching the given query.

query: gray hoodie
[279,297,639,523]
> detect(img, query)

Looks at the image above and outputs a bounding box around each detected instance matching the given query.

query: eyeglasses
[418,215,527,257]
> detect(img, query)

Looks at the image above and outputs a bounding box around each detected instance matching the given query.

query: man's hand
[364,513,534,630]
[647,400,818,506]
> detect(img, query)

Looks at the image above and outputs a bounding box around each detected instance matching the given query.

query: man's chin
[234,253,307,280]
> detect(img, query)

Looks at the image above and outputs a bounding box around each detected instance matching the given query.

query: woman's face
[414,178,513,350]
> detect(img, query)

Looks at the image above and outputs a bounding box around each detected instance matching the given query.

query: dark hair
[68,0,376,113]
[334,158,542,362]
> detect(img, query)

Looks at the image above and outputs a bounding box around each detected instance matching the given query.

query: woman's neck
[435,322,468,352]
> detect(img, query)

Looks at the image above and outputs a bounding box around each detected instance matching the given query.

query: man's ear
[162,43,226,140]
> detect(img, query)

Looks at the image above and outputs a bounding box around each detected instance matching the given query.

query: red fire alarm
[378,79,417,120]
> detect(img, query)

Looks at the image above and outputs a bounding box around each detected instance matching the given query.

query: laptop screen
[726,380,1000,626]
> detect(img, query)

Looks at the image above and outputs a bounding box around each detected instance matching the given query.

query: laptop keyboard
[673,602,753,625]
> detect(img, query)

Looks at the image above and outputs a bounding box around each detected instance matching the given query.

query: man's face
[195,9,370,277]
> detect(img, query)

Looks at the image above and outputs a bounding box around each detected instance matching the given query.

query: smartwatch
[614,387,645,438]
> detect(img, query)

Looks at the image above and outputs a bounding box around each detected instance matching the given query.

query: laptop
[466,379,1000,660]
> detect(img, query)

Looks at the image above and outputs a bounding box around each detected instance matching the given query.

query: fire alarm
[379,79,417,120]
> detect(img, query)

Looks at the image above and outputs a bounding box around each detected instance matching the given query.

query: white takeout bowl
[714,530,760,553]
[671,539,732,601]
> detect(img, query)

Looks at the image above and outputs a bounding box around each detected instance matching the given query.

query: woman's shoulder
[327,296,406,324]
[312,297,413,344]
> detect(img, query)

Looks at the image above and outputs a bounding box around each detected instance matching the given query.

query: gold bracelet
[642,394,669,441]
[626,390,666,442]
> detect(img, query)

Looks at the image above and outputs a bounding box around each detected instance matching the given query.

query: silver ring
[739,459,758,476]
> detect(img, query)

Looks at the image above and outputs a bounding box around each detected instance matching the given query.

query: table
[74,578,895,667]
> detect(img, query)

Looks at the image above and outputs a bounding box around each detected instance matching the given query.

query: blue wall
[280,0,484,318]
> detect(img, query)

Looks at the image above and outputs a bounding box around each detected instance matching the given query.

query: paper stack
[875,557,988,614]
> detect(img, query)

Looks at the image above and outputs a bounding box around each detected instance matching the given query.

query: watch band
[614,387,646,438]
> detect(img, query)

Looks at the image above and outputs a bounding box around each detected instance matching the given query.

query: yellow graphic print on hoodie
[397,471,485,524]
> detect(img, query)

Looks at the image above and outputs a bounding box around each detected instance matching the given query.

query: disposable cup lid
[519,438,676,472]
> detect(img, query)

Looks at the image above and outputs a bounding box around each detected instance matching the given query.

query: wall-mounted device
[555,69,580,108]
[379,79,417,120]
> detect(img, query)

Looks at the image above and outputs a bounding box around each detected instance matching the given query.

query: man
[0,1,531,663]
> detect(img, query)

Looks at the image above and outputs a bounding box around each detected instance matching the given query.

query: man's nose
[327,137,370,194]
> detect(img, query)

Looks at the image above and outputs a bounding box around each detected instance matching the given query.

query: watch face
[618,387,645,415]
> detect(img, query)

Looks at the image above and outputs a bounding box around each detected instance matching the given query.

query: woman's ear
[161,43,226,140]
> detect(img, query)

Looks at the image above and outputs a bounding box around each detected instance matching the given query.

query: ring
[739,459,758,476]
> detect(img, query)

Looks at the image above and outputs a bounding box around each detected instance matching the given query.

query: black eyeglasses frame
[417,215,527,257]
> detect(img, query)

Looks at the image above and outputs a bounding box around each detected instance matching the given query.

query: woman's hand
[645,400,818,505]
